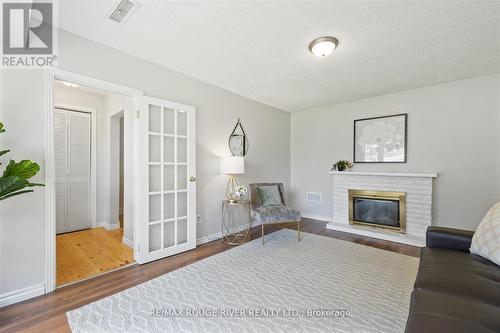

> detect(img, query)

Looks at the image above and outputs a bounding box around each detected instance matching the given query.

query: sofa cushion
[414,247,500,306]
[252,206,301,224]
[470,201,500,266]
[405,289,500,333]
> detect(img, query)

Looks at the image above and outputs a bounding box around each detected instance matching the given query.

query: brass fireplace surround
[348,189,406,233]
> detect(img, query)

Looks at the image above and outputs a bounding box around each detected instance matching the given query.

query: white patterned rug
[67,229,419,333]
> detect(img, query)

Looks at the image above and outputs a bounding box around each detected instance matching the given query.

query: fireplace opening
[348,190,406,233]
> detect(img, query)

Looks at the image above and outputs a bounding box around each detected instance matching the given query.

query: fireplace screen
[349,190,406,233]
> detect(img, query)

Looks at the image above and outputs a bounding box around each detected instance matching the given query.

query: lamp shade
[220,156,245,175]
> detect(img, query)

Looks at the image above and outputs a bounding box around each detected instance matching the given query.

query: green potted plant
[0,122,43,201]
[331,160,353,172]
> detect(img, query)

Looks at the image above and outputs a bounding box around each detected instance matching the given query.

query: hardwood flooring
[0,219,419,333]
[56,227,134,286]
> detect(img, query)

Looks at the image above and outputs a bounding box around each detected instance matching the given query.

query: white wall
[291,74,500,230]
[0,29,290,299]
[0,70,46,298]
[104,94,133,242]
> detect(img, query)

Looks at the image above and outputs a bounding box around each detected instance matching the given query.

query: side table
[221,200,252,245]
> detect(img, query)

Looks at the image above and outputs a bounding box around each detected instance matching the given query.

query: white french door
[54,108,91,234]
[138,97,196,263]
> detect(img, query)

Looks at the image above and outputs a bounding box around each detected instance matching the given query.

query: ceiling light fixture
[309,36,339,57]
[109,0,139,24]
[62,81,79,88]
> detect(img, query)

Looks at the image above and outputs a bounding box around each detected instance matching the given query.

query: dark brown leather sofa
[405,226,500,333]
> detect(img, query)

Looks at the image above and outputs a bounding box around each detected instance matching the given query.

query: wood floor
[56,227,134,286]
[0,219,419,333]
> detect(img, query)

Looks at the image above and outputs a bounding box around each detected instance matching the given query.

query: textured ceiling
[57,1,500,112]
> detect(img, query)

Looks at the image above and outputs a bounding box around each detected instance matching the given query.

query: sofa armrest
[426,226,474,252]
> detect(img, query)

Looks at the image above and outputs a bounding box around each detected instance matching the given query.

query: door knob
[189,176,196,182]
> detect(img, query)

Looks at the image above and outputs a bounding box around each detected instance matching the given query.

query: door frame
[44,69,144,293]
[54,105,97,230]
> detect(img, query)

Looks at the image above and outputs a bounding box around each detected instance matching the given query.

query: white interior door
[138,97,196,263]
[54,109,91,234]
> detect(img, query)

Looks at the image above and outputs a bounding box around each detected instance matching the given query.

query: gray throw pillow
[257,185,283,206]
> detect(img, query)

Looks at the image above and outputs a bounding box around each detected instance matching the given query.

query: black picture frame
[353,113,408,163]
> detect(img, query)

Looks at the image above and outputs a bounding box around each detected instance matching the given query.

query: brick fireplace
[329,171,437,246]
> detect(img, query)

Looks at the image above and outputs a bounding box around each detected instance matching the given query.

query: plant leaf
[0,123,44,201]
[26,182,45,187]
[2,160,40,179]
[0,190,34,201]
[0,176,29,197]
[0,149,9,164]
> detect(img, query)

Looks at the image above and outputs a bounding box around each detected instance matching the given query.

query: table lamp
[220,156,245,203]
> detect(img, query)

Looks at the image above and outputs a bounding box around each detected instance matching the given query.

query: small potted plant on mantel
[330,160,353,172]
[0,122,44,201]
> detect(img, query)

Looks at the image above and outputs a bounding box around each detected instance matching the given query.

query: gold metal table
[221,200,252,245]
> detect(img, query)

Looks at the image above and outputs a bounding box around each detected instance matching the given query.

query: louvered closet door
[67,112,91,232]
[54,109,91,234]
[54,110,68,234]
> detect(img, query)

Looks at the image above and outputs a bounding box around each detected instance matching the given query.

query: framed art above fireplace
[354,113,407,163]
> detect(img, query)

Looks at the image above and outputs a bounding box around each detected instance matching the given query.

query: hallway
[56,227,134,286]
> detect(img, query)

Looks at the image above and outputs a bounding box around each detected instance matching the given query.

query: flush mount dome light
[309,36,339,57]
[62,81,79,88]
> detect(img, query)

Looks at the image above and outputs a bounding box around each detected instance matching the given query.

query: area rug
[67,229,419,333]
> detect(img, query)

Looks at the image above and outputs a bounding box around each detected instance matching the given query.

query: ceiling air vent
[109,0,139,24]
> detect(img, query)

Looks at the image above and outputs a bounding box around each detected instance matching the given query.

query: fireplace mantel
[329,171,437,246]
[330,171,437,178]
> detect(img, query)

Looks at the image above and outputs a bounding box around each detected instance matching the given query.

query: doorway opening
[45,69,197,294]
[53,79,135,286]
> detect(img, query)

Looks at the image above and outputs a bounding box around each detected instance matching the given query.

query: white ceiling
[57,1,500,112]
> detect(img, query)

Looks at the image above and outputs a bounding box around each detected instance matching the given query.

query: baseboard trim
[105,223,120,231]
[196,221,261,246]
[0,284,45,308]
[301,213,331,222]
[122,237,134,248]
[96,221,107,228]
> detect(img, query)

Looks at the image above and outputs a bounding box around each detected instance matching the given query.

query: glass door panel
[149,223,161,252]
[163,137,175,163]
[163,193,175,220]
[163,108,175,135]
[149,165,161,192]
[177,110,187,136]
[163,221,175,248]
[177,218,188,245]
[163,165,175,191]
[177,138,187,163]
[177,165,187,190]
[148,105,161,133]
